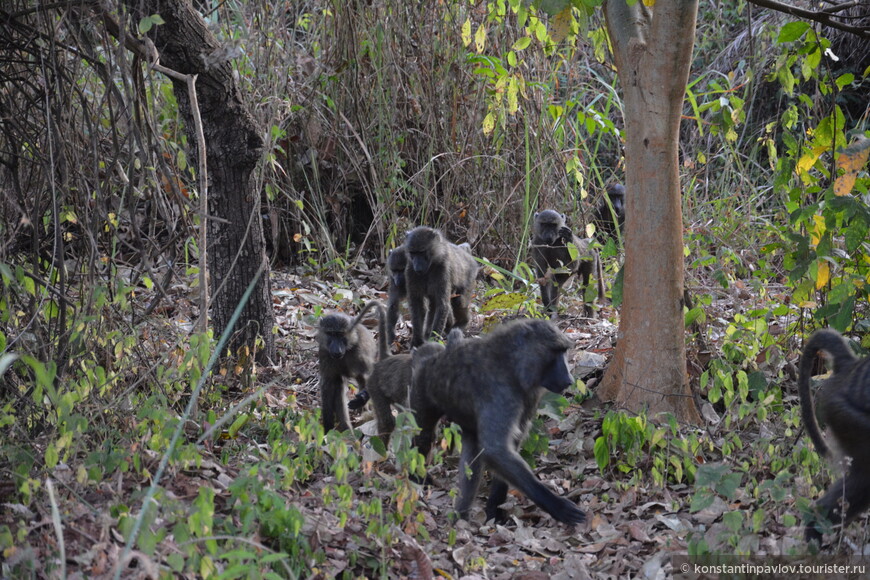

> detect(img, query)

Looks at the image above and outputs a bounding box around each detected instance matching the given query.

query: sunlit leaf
[481,292,526,312]
[815,260,830,290]
[474,23,486,53]
[482,111,496,134]
[810,214,825,247]
[461,18,471,47]
[796,145,826,178]
[834,135,870,196]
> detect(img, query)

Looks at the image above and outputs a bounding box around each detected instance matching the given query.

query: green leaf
[593,436,610,470]
[777,21,810,43]
[228,413,250,438]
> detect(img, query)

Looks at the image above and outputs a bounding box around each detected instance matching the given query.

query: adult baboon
[593,183,626,242]
[530,210,604,315]
[410,318,586,525]
[385,246,408,347]
[798,328,870,544]
[317,301,383,432]
[404,226,479,347]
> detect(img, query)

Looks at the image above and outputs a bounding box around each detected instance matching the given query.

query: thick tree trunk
[598,0,700,423]
[124,0,275,361]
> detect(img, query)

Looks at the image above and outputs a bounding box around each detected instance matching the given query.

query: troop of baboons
[315,187,621,525]
[315,182,867,543]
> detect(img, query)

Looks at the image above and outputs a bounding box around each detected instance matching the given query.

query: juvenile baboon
[410,318,586,525]
[530,210,604,315]
[317,301,384,432]
[593,183,626,241]
[385,246,408,347]
[798,328,870,544]
[404,226,479,346]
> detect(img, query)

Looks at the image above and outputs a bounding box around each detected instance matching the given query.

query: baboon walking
[798,328,870,544]
[404,226,478,346]
[531,210,604,315]
[410,318,586,525]
[317,301,383,432]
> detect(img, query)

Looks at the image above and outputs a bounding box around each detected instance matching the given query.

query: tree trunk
[124,0,275,362]
[597,0,700,423]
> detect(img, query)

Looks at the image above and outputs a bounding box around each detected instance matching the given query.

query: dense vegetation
[1,1,869,577]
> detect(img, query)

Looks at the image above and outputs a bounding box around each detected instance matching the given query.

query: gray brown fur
[798,329,870,544]
[317,301,384,432]
[593,183,626,242]
[530,210,604,315]
[409,318,585,525]
[367,353,413,444]
[404,226,479,346]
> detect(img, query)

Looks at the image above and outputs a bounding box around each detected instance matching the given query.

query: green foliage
[594,411,699,486]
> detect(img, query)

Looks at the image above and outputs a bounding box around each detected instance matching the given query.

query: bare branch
[747,0,870,38]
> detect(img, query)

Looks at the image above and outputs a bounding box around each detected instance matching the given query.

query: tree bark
[598,0,700,423]
[123,0,275,362]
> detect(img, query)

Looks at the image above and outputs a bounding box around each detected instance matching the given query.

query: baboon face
[540,350,573,393]
[319,315,353,359]
[606,184,625,217]
[405,227,442,274]
[533,210,566,246]
[388,248,407,288]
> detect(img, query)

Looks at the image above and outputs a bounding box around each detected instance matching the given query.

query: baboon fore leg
[321,375,348,432]
[429,298,452,339]
[455,436,485,519]
[484,478,510,523]
[450,295,470,329]
[409,296,428,347]
[482,444,585,525]
[386,298,400,345]
[540,282,557,312]
[370,391,396,443]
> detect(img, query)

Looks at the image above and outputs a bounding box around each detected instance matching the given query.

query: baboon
[410,318,586,525]
[317,301,384,432]
[798,328,870,544]
[404,226,479,347]
[366,353,413,443]
[593,183,626,241]
[530,210,604,315]
[385,246,408,347]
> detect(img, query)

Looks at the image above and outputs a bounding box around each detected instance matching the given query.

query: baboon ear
[534,212,540,218]
[560,213,567,221]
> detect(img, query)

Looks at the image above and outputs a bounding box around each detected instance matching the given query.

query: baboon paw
[348,390,370,410]
[484,507,510,525]
[554,503,586,526]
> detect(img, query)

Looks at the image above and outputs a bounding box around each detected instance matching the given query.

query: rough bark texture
[124,0,275,361]
[598,0,701,423]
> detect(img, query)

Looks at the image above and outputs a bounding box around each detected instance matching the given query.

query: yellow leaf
[810,214,825,247]
[474,23,486,53]
[815,260,830,290]
[550,7,572,43]
[643,0,656,5]
[461,18,471,48]
[834,135,870,196]
[507,77,519,114]
[481,292,526,312]
[482,111,496,135]
[796,145,827,177]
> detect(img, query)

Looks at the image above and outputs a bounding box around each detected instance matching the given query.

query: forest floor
[5,262,870,579]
